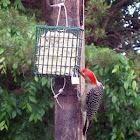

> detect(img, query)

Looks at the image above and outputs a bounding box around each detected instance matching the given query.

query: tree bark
[51,0,85,140]
[41,0,53,25]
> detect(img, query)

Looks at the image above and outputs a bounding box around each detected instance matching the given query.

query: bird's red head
[80,68,98,87]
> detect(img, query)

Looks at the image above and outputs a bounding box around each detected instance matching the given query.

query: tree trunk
[51,0,85,140]
[41,0,53,25]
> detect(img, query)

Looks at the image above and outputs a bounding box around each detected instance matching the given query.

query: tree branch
[115,28,138,33]
[102,0,129,30]
[107,28,139,35]
[112,16,139,21]
[134,130,140,137]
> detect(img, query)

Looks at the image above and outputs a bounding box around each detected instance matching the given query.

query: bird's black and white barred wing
[86,83,104,121]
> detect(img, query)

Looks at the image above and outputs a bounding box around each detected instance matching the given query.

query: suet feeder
[33,26,83,77]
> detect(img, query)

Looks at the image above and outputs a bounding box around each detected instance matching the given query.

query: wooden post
[52,0,85,140]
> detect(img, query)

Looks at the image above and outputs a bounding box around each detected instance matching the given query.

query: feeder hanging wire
[50,0,68,108]
[50,0,68,27]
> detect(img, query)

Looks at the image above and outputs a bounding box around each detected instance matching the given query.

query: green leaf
[132,91,137,98]
[29,114,34,122]
[104,67,109,73]
[0,57,5,63]
[17,109,22,115]
[112,68,117,73]
[0,120,5,128]
[27,59,32,65]
[125,65,129,71]
[12,63,18,69]
[29,96,37,104]
[130,70,134,75]
[37,114,42,122]
[37,109,45,116]
[4,124,8,130]
[115,105,119,113]
[0,113,6,122]
[0,126,4,131]
[109,114,113,122]
[112,96,117,103]
[133,99,140,110]
[41,78,47,87]
[124,82,128,90]
[15,135,24,140]
[33,114,37,123]
[111,133,116,140]
[2,0,10,7]
[27,33,32,38]
[93,115,98,122]
[123,98,127,106]
[99,68,103,75]
[129,60,133,67]
[132,81,137,90]
[34,76,39,82]
[12,111,17,118]
[120,132,125,139]
[27,103,32,112]
[136,120,140,127]
[14,0,25,11]
[49,100,54,108]
[0,48,4,55]
[112,65,119,73]
[0,65,4,70]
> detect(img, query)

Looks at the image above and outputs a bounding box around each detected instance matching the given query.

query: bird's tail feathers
[83,118,89,136]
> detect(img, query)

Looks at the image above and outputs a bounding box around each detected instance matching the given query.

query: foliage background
[86,45,140,140]
[0,0,140,140]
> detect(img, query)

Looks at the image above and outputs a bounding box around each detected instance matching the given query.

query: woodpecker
[79,68,104,136]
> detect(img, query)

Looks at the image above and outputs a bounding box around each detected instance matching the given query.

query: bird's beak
[79,69,85,77]
[79,69,83,74]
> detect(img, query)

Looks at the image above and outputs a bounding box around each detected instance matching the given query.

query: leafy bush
[0,8,54,140]
[0,8,36,77]
[86,44,140,140]
[0,78,54,140]
[0,0,25,11]
[85,0,110,44]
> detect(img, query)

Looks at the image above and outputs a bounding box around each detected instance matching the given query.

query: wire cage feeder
[33,26,83,77]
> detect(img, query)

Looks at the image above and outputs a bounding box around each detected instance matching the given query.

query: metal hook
[61,0,65,3]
